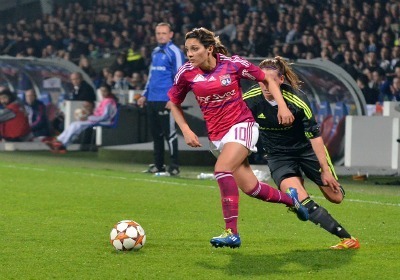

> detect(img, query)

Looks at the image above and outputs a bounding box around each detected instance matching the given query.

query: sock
[245,181,293,206]
[303,198,351,239]
[214,171,239,234]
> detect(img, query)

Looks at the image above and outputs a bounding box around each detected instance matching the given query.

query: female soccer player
[243,56,359,249]
[167,27,308,249]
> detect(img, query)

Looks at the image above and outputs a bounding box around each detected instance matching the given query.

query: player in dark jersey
[168,27,308,249]
[243,56,359,249]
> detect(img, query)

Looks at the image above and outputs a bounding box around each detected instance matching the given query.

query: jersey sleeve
[231,55,265,82]
[167,66,191,105]
[286,89,321,139]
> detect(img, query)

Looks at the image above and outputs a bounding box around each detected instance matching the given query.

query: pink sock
[214,171,239,234]
[245,181,293,206]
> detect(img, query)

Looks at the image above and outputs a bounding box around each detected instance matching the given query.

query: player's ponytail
[259,56,302,91]
[214,36,228,56]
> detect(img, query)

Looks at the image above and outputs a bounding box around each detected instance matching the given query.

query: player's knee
[326,194,343,204]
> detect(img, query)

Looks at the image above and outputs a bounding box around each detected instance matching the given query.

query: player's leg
[300,149,344,204]
[234,160,293,206]
[211,122,263,247]
[147,102,165,172]
[210,142,248,248]
[302,199,359,249]
[160,107,179,175]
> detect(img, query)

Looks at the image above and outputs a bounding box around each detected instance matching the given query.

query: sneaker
[330,237,360,249]
[41,136,55,144]
[286,187,309,221]
[50,141,67,154]
[210,229,241,248]
[168,165,180,176]
[143,164,166,173]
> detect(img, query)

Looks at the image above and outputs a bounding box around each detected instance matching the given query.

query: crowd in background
[0,0,399,104]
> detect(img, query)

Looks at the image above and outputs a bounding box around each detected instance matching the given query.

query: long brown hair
[185,27,228,56]
[259,56,302,91]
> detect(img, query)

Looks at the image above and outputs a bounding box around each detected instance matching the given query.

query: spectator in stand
[125,42,147,76]
[94,67,113,89]
[372,69,392,102]
[356,74,380,105]
[24,89,50,138]
[65,72,96,104]
[340,50,359,80]
[364,51,384,74]
[390,46,400,71]
[112,69,132,92]
[109,52,131,76]
[78,56,97,81]
[352,51,365,73]
[390,76,400,101]
[45,84,118,153]
[0,88,32,142]
[128,72,144,90]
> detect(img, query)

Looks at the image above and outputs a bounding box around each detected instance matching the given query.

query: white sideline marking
[312,196,400,207]
[2,164,216,189]
[2,164,400,206]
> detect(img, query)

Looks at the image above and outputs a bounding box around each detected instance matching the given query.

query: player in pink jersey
[168,27,308,248]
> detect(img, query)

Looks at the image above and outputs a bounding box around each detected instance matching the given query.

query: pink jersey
[168,54,266,140]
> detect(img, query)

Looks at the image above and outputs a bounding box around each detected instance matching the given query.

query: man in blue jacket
[137,22,185,175]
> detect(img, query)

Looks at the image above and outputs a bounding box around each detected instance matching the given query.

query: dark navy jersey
[243,83,320,155]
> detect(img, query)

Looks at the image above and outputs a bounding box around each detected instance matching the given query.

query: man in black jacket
[66,72,96,104]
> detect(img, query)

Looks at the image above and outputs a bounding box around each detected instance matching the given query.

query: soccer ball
[110,220,146,251]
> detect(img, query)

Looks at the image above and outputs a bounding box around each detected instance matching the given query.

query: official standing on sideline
[138,22,185,176]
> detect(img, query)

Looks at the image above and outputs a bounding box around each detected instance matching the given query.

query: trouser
[57,120,94,146]
[147,101,179,169]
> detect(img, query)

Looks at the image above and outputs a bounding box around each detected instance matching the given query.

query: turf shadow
[197,248,357,276]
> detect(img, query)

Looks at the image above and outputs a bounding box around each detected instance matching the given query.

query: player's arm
[168,71,201,148]
[169,102,201,147]
[309,137,340,192]
[263,71,294,126]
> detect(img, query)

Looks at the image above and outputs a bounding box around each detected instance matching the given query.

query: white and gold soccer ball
[110,220,146,251]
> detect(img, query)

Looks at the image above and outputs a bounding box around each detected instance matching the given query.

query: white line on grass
[312,196,400,207]
[3,164,399,207]
[2,164,216,189]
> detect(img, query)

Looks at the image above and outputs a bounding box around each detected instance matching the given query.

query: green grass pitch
[0,151,399,280]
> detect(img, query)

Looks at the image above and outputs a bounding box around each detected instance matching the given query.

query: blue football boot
[286,187,309,221]
[210,229,241,248]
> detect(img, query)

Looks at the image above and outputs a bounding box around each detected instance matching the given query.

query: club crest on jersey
[219,74,232,86]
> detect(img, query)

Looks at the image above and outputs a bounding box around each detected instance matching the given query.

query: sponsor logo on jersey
[151,66,167,71]
[241,69,256,80]
[208,76,216,82]
[193,74,206,82]
[196,89,236,103]
[219,74,232,86]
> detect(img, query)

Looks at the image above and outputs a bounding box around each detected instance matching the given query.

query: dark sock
[303,198,351,239]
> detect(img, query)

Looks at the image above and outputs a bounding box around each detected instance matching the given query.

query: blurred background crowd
[0,0,399,105]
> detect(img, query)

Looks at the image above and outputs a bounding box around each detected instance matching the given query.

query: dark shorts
[266,147,331,189]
